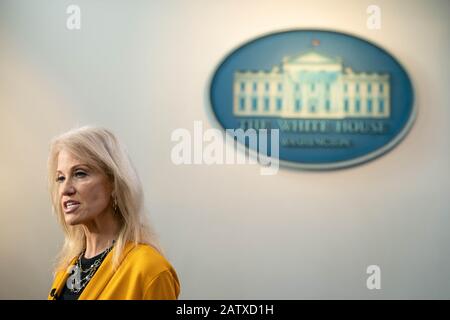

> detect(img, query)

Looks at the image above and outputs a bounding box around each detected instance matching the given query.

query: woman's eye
[56,176,65,183]
[74,171,87,178]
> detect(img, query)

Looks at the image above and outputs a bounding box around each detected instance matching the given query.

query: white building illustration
[233,51,390,119]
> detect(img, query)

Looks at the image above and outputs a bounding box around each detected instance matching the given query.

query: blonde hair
[47,126,160,273]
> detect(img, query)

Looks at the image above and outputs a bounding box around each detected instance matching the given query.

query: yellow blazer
[48,242,180,300]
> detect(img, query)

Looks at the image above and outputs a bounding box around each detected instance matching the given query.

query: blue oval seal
[209,30,415,170]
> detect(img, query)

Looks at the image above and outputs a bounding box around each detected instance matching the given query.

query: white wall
[0,0,449,299]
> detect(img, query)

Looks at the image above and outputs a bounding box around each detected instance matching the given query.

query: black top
[57,250,109,300]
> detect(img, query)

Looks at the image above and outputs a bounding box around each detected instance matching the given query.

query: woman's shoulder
[121,243,180,299]
[122,243,175,278]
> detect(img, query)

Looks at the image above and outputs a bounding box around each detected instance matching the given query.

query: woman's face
[56,149,113,226]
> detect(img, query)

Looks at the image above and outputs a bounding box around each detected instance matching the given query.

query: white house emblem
[210,30,415,170]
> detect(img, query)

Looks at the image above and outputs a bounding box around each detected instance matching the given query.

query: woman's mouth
[63,200,81,214]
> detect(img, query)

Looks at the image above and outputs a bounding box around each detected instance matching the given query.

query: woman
[47,126,180,300]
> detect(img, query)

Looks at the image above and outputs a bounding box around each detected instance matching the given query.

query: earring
[113,196,118,214]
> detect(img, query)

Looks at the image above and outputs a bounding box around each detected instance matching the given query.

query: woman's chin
[64,214,83,226]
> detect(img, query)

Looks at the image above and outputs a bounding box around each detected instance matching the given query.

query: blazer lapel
[49,256,78,300]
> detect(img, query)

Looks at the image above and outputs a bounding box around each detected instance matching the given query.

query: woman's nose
[62,180,76,195]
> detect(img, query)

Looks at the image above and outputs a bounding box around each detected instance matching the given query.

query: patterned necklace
[68,242,115,294]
